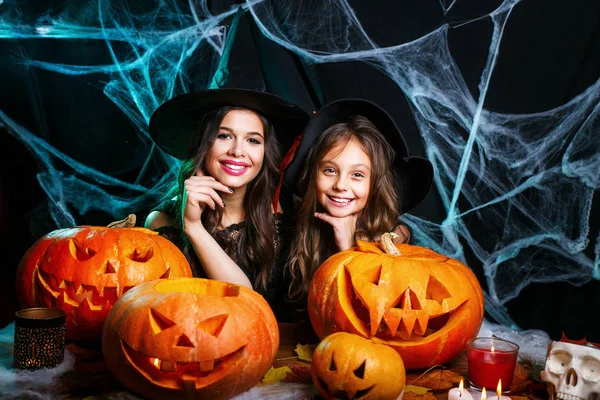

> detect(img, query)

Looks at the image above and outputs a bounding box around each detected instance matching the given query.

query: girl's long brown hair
[163,106,281,291]
[287,115,401,301]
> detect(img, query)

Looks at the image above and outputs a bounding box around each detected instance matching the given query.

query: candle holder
[467,337,519,393]
[13,307,66,370]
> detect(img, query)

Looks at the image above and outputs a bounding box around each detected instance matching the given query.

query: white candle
[487,379,511,400]
[448,379,474,400]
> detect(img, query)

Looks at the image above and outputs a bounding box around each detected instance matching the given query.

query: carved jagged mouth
[350,288,467,340]
[316,376,374,400]
[120,339,245,390]
[35,267,135,309]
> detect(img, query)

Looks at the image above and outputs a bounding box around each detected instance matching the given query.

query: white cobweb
[0,0,598,329]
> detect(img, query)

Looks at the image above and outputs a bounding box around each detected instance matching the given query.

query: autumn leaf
[407,367,464,391]
[285,363,313,384]
[405,385,430,394]
[402,390,437,400]
[295,343,316,362]
[510,362,532,394]
[261,366,292,385]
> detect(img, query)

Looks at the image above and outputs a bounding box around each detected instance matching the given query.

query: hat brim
[283,98,433,213]
[149,88,309,159]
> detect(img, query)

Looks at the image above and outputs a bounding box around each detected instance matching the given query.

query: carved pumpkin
[102,278,279,400]
[308,234,484,369]
[15,218,192,341]
[312,332,405,400]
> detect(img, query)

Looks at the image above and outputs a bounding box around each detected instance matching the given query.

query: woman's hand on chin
[182,174,231,230]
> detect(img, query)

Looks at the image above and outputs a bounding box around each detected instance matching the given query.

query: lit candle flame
[459,379,464,392]
[482,387,487,400]
[491,345,495,352]
[497,379,502,397]
[152,357,160,368]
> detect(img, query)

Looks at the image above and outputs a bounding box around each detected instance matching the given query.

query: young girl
[145,88,308,314]
[283,98,433,305]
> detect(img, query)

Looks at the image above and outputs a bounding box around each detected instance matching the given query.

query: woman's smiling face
[204,109,265,189]
[316,138,372,218]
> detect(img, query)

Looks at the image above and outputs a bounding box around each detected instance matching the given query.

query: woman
[145,88,308,315]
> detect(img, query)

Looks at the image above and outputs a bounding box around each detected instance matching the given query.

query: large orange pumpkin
[16,221,192,341]
[308,235,484,369]
[312,332,405,400]
[102,278,279,400]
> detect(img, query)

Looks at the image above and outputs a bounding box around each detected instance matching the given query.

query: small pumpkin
[311,332,405,400]
[15,215,192,340]
[308,233,484,369]
[102,277,279,400]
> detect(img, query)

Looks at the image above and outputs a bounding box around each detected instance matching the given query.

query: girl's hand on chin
[314,212,358,252]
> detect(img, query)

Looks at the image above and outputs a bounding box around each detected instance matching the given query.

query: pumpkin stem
[107,214,137,228]
[380,232,402,256]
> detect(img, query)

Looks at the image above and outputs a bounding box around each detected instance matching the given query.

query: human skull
[541,341,600,400]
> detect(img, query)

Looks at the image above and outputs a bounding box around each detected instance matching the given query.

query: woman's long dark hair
[287,115,401,301]
[162,106,281,291]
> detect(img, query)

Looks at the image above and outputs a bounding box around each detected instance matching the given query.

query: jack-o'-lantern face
[311,332,405,400]
[309,241,485,370]
[102,278,279,400]
[16,226,192,341]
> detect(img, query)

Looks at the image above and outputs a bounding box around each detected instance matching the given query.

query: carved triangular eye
[149,308,177,334]
[197,314,228,337]
[129,247,154,262]
[175,334,195,348]
[353,360,366,379]
[426,275,451,304]
[329,355,337,371]
[101,261,117,274]
[69,239,97,261]
[159,267,171,279]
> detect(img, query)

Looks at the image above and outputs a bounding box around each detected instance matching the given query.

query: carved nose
[566,368,578,387]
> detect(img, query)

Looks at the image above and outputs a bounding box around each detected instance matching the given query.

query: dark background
[1,0,599,341]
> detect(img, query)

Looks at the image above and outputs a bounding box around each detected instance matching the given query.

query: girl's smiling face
[315,138,372,218]
[204,109,265,189]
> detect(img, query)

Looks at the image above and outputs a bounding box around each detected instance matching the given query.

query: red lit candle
[467,338,519,392]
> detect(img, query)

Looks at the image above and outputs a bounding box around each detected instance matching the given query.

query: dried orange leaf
[510,362,532,394]
[402,390,437,400]
[285,363,313,384]
[405,385,431,394]
[408,367,464,391]
[294,343,316,362]
[261,366,292,385]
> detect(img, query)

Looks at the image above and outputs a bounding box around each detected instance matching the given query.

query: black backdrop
[1,0,599,341]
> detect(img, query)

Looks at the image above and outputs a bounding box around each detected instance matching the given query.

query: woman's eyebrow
[219,126,264,138]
